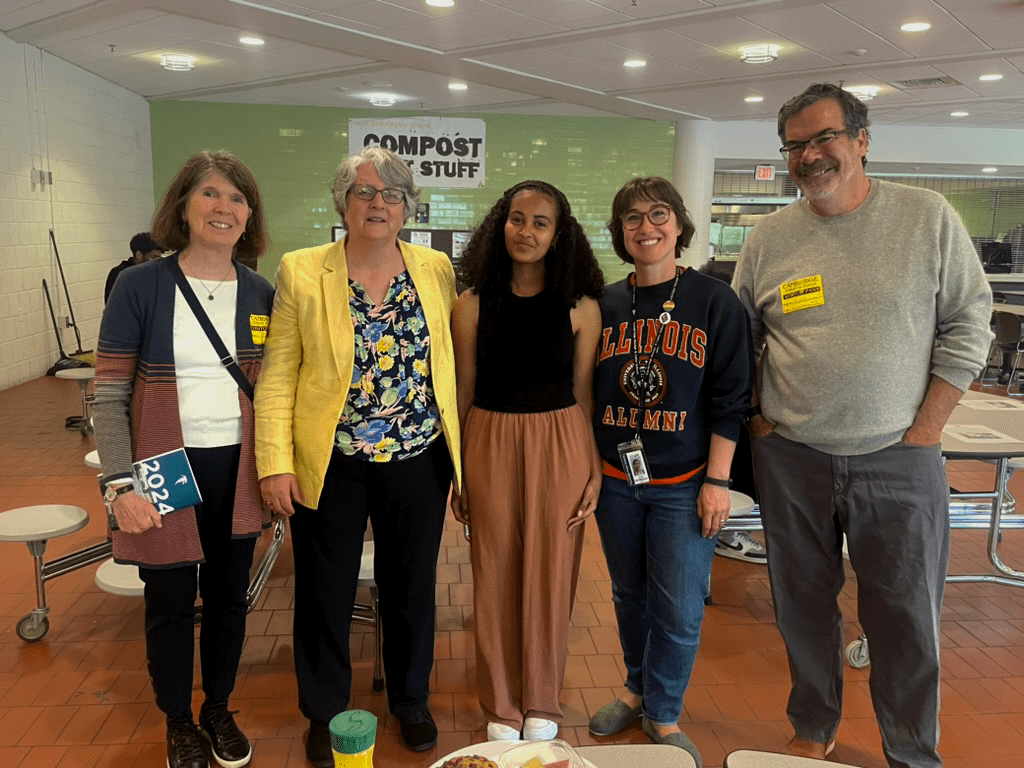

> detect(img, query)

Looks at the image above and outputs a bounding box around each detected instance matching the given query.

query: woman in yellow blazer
[254,146,461,766]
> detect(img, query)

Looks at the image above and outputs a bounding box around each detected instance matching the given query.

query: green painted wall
[150,102,676,284]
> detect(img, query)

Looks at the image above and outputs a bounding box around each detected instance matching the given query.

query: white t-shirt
[174,277,242,447]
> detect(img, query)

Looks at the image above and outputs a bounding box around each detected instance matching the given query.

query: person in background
[451,180,604,743]
[104,231,165,303]
[732,83,993,765]
[94,150,273,768]
[697,259,766,564]
[254,146,461,766]
[588,177,754,768]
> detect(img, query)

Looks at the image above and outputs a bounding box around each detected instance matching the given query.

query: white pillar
[673,120,717,269]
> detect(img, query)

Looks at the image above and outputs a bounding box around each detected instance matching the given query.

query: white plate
[430,742,597,768]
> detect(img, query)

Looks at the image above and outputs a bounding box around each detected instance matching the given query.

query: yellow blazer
[254,239,462,508]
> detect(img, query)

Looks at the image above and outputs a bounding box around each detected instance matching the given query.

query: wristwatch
[102,483,133,530]
[103,483,133,504]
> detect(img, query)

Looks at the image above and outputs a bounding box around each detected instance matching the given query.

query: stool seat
[54,367,95,382]
[84,450,101,469]
[729,490,756,515]
[0,505,89,542]
[358,540,375,586]
[95,557,145,597]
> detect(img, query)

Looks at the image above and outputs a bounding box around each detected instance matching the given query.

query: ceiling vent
[893,76,961,88]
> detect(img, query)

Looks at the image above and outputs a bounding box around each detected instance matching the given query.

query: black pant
[290,438,452,722]
[138,444,257,718]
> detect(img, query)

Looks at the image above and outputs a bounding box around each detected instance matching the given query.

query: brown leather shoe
[786,735,836,759]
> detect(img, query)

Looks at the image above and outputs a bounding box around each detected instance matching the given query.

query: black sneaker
[305,720,333,768]
[167,720,210,768]
[198,706,252,768]
[397,709,437,752]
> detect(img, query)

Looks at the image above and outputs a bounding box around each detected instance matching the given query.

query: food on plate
[440,756,499,768]
[522,760,570,768]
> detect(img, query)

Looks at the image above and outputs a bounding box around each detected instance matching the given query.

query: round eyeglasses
[622,205,672,231]
[350,184,406,205]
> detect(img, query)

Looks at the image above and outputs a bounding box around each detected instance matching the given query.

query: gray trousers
[752,432,948,768]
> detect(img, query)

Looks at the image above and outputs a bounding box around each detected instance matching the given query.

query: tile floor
[0,375,1022,768]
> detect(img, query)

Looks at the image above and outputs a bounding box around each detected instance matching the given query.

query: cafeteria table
[724,749,862,767]
[431,741,697,768]
[942,390,1024,589]
[722,390,1024,589]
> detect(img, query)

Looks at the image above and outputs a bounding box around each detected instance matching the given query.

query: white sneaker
[523,717,557,741]
[715,531,767,563]
[487,722,521,741]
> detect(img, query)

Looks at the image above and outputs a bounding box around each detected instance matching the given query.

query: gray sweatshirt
[733,179,993,456]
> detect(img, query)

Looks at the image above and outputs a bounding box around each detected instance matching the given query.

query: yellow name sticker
[250,314,269,345]
[780,275,825,314]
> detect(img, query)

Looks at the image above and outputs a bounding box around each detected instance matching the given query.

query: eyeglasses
[779,130,851,159]
[622,205,672,231]
[350,184,406,205]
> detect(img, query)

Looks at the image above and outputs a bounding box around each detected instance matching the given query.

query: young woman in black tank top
[451,180,604,743]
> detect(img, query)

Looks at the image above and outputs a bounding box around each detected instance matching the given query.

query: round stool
[84,450,101,469]
[0,504,89,641]
[95,557,145,597]
[55,367,95,436]
[728,490,756,515]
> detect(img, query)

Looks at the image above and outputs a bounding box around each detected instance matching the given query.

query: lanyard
[630,266,681,439]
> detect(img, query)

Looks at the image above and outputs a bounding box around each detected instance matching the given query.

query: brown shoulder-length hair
[607,176,695,265]
[151,150,268,261]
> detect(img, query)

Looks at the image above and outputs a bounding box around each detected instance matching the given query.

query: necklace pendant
[662,300,675,312]
[659,311,671,325]
[207,294,214,301]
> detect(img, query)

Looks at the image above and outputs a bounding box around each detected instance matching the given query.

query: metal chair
[981,310,1024,393]
[352,539,384,691]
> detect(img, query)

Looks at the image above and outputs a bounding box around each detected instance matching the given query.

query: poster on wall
[349,117,486,188]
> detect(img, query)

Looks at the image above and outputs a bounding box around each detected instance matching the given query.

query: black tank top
[474,289,576,413]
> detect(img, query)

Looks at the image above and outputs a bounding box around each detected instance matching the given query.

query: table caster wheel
[845,637,869,668]
[16,614,50,642]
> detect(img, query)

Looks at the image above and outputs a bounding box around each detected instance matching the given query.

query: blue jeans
[593,473,715,725]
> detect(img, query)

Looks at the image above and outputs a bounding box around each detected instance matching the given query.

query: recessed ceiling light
[623,58,647,68]
[900,21,931,32]
[448,82,468,91]
[982,167,998,173]
[979,73,1003,81]
[368,93,397,107]
[950,111,969,117]
[426,0,455,7]
[739,44,780,64]
[159,54,196,71]
[844,85,880,101]
[239,36,264,46]
[744,96,764,103]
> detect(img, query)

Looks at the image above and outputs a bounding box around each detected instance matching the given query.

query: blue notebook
[132,448,202,514]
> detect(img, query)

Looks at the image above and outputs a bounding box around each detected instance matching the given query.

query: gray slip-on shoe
[642,716,702,768]
[588,698,643,736]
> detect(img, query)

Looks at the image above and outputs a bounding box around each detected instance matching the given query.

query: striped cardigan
[94,253,275,567]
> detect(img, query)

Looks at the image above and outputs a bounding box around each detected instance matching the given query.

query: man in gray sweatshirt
[733,83,993,767]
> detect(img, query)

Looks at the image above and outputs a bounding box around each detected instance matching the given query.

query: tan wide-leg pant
[464,404,591,727]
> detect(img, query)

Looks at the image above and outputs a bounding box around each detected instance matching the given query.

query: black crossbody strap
[169,257,255,402]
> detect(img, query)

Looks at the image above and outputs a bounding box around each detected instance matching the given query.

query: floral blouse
[335,271,441,461]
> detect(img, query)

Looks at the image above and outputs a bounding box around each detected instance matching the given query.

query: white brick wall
[0,32,153,390]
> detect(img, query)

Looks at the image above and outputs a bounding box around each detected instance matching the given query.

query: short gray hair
[777,83,871,166]
[330,145,420,222]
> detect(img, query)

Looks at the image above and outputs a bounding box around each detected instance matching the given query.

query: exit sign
[755,164,776,181]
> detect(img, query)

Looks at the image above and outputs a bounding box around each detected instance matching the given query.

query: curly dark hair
[459,180,604,307]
